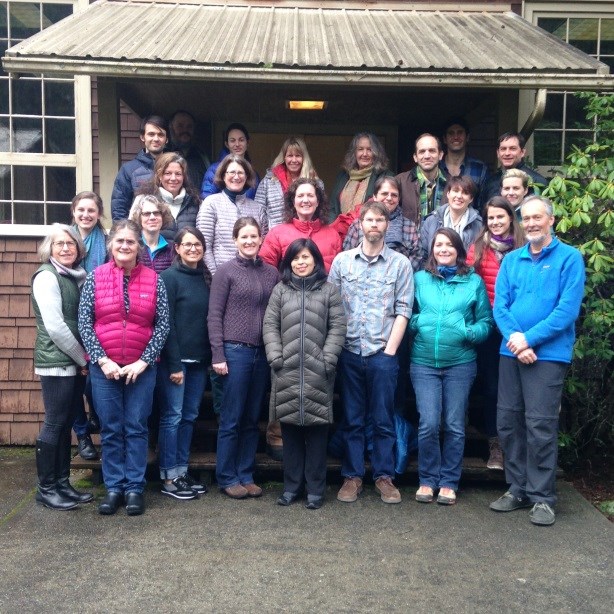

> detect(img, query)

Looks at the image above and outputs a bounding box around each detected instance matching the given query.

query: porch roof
[2,0,612,90]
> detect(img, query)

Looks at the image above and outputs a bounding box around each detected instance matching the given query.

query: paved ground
[0,447,612,613]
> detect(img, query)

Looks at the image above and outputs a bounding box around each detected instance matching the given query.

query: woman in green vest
[31,224,93,510]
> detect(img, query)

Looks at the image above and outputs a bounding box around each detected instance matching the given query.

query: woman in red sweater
[467,197,525,470]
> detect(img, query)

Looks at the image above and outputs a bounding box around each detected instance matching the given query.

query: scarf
[50,257,87,287]
[488,233,515,262]
[74,224,106,274]
[385,208,404,247]
[340,166,372,214]
[159,187,186,220]
[272,163,292,194]
[444,206,470,237]
[437,265,458,281]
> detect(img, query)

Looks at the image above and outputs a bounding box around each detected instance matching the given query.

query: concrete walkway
[0,448,612,613]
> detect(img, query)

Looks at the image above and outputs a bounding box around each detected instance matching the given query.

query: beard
[364,230,384,243]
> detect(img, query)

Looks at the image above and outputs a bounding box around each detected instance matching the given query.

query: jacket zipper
[299,279,306,426]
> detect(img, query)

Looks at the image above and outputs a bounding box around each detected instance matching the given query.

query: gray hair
[520,195,554,217]
[107,219,143,262]
[38,223,85,265]
[128,194,174,230]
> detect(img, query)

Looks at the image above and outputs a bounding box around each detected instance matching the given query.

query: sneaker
[489,490,532,512]
[337,477,363,503]
[529,502,556,526]
[182,473,207,495]
[161,477,197,500]
[375,477,401,504]
[486,437,504,470]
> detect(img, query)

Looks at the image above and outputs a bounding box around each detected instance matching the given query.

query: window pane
[534,132,562,167]
[14,201,44,225]
[13,165,43,200]
[46,202,71,224]
[566,131,594,157]
[44,81,74,116]
[566,94,591,130]
[45,118,74,153]
[0,201,11,224]
[9,3,40,39]
[568,18,598,55]
[0,2,8,39]
[12,117,42,152]
[46,166,75,201]
[12,78,42,115]
[601,20,614,55]
[0,77,8,114]
[542,93,564,129]
[42,4,72,28]
[601,56,614,71]
[538,18,567,39]
[0,40,8,76]
[0,116,8,150]
[0,164,10,199]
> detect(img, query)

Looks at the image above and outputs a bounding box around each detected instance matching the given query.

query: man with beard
[329,201,414,505]
[111,115,169,221]
[490,196,585,526]
[169,110,210,190]
[396,133,447,225]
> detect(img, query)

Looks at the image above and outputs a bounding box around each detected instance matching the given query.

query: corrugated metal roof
[3,1,612,89]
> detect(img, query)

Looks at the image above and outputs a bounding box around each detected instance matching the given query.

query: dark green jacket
[32,263,81,368]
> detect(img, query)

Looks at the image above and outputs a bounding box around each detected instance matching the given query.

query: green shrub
[542,92,614,460]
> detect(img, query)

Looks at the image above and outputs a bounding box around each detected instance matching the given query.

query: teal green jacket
[410,269,493,368]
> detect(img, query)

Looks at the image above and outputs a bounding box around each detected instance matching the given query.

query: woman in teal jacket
[410,228,492,505]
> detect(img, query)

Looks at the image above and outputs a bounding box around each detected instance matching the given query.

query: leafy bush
[542,92,614,461]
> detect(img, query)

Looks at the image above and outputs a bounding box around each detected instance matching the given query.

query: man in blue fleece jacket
[490,196,585,526]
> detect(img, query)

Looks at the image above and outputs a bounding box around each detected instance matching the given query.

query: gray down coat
[263,274,347,426]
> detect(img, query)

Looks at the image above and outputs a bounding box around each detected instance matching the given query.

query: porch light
[287,100,327,111]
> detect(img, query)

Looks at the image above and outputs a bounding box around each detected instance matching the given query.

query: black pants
[280,423,329,498]
[39,375,83,445]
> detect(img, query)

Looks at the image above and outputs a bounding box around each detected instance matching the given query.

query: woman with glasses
[157,227,212,500]
[32,224,93,510]
[78,220,170,516]
[137,152,202,241]
[197,154,267,276]
[129,194,175,273]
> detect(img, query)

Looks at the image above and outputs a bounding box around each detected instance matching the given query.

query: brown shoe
[221,484,248,499]
[375,477,401,504]
[487,437,504,471]
[337,477,363,503]
[242,483,263,498]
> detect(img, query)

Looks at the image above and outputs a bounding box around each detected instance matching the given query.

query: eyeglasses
[180,242,203,251]
[52,240,77,250]
[225,170,246,177]
[141,210,162,218]
[114,239,138,246]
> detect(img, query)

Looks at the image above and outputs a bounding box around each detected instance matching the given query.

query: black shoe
[305,496,324,510]
[98,492,123,515]
[181,473,207,495]
[87,410,101,435]
[490,491,532,512]
[125,492,145,516]
[36,484,79,511]
[56,478,94,504]
[277,492,300,506]
[77,434,98,461]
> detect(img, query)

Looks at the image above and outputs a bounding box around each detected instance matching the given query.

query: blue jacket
[410,269,492,368]
[200,148,259,200]
[111,149,155,221]
[494,237,585,363]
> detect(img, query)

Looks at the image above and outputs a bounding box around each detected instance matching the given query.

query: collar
[291,217,322,232]
[519,236,559,260]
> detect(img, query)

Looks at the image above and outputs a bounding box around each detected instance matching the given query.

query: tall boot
[35,439,78,511]
[87,405,101,435]
[56,430,94,504]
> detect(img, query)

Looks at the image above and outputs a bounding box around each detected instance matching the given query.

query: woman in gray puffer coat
[263,239,346,510]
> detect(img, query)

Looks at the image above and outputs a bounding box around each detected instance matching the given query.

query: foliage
[542,91,614,460]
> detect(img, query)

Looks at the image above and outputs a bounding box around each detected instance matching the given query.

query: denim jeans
[339,348,398,480]
[90,361,157,494]
[157,361,207,480]
[215,343,269,488]
[410,361,477,491]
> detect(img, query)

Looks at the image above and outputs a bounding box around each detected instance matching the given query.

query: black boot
[87,406,101,435]
[77,433,99,460]
[56,431,94,504]
[35,439,78,511]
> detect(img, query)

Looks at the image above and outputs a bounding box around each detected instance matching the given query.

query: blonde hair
[502,168,530,189]
[272,136,318,180]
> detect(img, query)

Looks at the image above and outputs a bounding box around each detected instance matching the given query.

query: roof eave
[3,57,613,91]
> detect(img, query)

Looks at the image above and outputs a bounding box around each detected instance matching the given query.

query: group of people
[31,116,584,527]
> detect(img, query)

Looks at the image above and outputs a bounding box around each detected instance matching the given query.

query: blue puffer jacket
[410,269,493,368]
[200,148,259,200]
[111,149,156,221]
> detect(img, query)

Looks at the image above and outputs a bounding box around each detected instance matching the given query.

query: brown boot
[337,477,363,503]
[487,437,504,470]
[266,420,283,461]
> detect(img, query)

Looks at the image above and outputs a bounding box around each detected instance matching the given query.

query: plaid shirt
[329,244,414,357]
[440,156,488,193]
[342,209,421,271]
[416,167,447,218]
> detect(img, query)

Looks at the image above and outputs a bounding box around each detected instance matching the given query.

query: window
[534,16,613,167]
[0,1,77,224]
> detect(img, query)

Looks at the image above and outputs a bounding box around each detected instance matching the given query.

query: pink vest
[94,261,158,365]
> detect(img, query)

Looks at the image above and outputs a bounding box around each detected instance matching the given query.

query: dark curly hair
[283,178,329,224]
[425,228,471,277]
